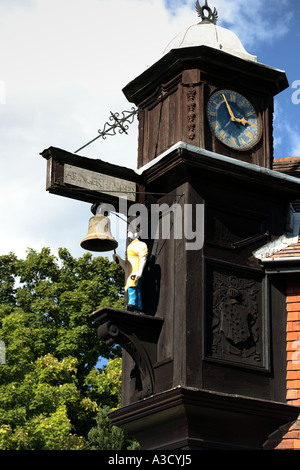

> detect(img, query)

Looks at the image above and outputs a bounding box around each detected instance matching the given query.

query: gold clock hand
[221,94,256,128]
[234,117,247,125]
[222,94,235,121]
[234,117,256,127]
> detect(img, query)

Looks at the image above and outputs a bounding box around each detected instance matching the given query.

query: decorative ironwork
[196,0,218,25]
[75,107,138,154]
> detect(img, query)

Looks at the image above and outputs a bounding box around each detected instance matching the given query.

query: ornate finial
[196,0,218,25]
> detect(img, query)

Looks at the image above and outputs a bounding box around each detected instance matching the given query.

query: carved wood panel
[204,260,269,371]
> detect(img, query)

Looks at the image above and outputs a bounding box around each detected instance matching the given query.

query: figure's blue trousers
[127,280,143,311]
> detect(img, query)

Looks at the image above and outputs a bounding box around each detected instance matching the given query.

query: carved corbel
[90,307,164,399]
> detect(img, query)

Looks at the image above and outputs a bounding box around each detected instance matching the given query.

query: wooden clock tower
[82,1,300,449]
[123,3,287,171]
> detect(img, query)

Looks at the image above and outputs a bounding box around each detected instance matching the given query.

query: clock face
[207,89,261,151]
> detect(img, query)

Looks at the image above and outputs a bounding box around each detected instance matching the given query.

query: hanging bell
[80,214,118,252]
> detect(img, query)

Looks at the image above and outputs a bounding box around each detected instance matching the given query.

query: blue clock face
[207,89,261,151]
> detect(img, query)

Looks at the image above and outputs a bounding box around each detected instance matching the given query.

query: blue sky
[0,0,299,260]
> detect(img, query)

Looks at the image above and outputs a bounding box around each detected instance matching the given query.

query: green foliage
[85,357,122,409]
[0,247,137,450]
[87,407,140,451]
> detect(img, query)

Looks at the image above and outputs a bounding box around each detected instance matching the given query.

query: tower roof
[123,1,288,106]
[164,1,257,62]
[163,22,257,63]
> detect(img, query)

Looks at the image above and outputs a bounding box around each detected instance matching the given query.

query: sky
[0,0,300,262]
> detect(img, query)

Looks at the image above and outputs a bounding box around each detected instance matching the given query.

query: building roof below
[273,157,300,212]
[267,237,300,259]
[273,157,300,178]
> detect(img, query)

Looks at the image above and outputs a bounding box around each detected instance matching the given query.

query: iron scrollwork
[75,108,138,154]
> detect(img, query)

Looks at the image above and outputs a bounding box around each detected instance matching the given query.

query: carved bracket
[90,307,164,399]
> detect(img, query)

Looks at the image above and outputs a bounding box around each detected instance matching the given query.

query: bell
[80,214,118,252]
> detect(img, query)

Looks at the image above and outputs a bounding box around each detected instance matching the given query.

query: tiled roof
[273,157,300,212]
[268,236,300,259]
[257,157,300,261]
[273,157,300,177]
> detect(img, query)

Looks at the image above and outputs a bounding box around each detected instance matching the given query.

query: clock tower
[92,1,300,450]
[123,1,288,169]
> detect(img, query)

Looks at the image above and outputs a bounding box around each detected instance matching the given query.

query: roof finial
[196,0,218,25]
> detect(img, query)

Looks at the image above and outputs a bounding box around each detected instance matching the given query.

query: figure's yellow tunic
[125,239,148,290]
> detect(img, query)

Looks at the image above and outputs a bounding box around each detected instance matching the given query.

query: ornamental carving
[205,264,267,369]
[187,87,197,140]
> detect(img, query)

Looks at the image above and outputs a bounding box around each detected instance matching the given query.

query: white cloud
[0,0,296,260]
[179,0,294,51]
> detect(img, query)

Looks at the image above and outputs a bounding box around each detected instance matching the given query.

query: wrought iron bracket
[90,307,164,399]
[75,108,138,154]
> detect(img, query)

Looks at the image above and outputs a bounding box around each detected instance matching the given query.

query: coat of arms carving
[206,264,266,369]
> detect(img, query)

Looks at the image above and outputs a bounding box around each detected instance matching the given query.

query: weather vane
[196,0,218,25]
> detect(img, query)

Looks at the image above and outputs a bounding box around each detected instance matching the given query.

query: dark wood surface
[116,145,300,407]
[109,387,300,449]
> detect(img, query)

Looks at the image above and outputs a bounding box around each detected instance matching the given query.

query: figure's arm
[113,253,126,270]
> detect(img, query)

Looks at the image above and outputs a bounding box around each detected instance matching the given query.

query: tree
[0,247,134,450]
[87,406,140,451]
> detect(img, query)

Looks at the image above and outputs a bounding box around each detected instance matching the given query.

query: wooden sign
[41,146,139,212]
[63,164,136,202]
